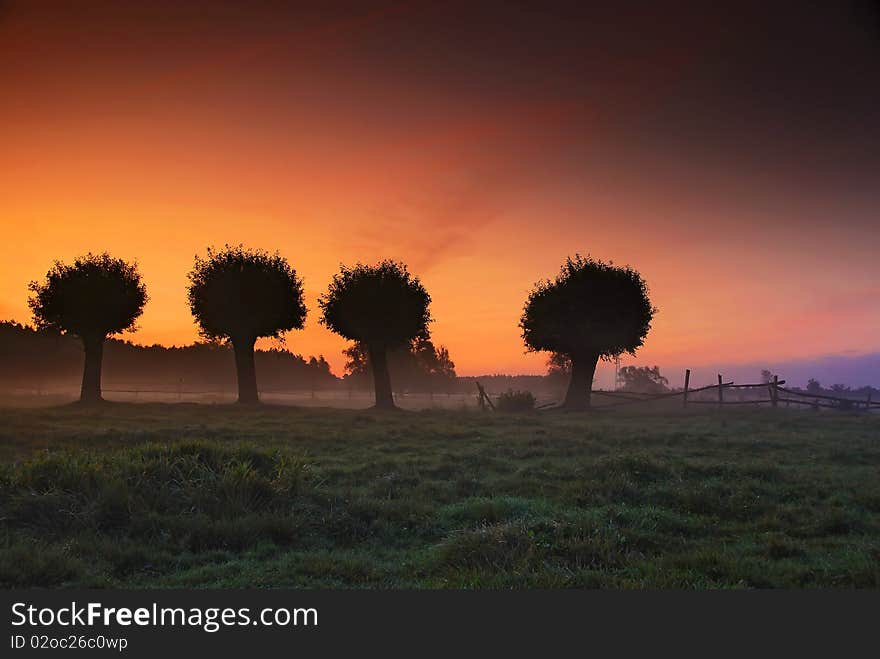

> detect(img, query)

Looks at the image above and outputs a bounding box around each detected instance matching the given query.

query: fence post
[683,369,690,408]
[483,384,496,411]
[717,374,723,407]
[770,375,779,408]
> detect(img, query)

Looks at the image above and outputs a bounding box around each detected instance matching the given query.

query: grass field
[1,403,878,588]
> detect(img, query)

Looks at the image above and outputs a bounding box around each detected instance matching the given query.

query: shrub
[496,389,536,412]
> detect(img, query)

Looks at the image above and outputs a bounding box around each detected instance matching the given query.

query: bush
[496,389,536,412]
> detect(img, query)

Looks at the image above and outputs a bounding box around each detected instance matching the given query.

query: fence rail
[474,369,877,413]
[582,370,875,412]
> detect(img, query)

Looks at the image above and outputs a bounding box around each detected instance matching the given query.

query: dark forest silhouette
[618,365,669,393]
[3,320,875,405]
[0,321,335,392]
[343,337,457,393]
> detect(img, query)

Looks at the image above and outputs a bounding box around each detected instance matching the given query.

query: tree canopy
[28,252,147,341]
[520,255,655,360]
[187,244,307,343]
[318,260,431,349]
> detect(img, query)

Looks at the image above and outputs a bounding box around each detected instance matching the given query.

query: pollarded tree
[319,260,431,410]
[187,245,306,404]
[520,255,656,410]
[28,253,147,403]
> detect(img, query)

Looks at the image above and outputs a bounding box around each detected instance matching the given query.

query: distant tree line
[755,370,876,400]
[0,319,597,399]
[342,337,457,393]
[801,378,877,400]
[0,321,336,392]
[617,365,669,393]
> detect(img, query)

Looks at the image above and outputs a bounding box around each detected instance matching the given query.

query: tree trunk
[80,336,105,403]
[232,337,259,404]
[368,345,396,410]
[562,352,599,410]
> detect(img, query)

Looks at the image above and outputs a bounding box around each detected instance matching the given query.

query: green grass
[1,403,878,588]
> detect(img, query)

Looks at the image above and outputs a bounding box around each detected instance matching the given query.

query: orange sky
[1,2,878,382]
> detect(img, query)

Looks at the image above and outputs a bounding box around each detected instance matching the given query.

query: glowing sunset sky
[1,1,878,380]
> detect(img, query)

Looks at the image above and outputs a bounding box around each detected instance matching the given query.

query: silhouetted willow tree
[187,245,306,404]
[520,255,655,410]
[28,253,147,403]
[319,260,431,409]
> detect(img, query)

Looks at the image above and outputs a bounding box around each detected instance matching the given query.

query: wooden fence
[477,369,880,412]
